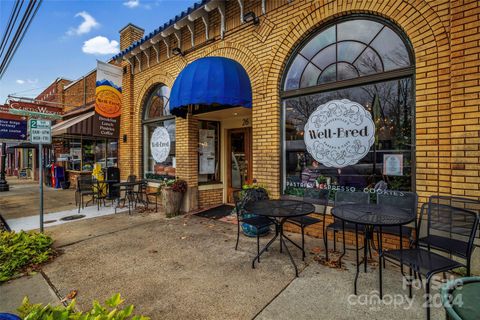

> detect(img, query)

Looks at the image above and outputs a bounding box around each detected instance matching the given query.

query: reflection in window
[284,18,412,91]
[282,16,415,199]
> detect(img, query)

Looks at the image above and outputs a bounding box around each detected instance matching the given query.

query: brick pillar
[118,23,144,180]
[449,0,480,198]
[176,114,199,212]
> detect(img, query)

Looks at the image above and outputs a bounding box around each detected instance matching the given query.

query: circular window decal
[304,99,375,168]
[150,127,171,163]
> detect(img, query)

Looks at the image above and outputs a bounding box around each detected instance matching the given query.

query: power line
[0,0,42,79]
[0,0,23,57]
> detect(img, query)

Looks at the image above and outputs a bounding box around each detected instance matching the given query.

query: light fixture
[172,47,183,56]
[243,12,259,25]
[123,134,127,143]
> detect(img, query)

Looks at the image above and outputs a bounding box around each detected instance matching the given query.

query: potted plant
[315,175,328,189]
[161,179,187,218]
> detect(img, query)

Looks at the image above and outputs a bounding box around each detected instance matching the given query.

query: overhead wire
[0,0,42,79]
[0,0,23,58]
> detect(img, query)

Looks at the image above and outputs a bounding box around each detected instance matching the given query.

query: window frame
[280,15,416,197]
[141,84,176,180]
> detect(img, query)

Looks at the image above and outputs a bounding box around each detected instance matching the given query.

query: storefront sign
[150,127,170,163]
[29,119,51,144]
[0,117,27,140]
[304,99,375,168]
[383,154,403,176]
[93,61,122,138]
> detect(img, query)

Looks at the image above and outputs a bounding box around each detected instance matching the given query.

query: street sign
[29,119,51,144]
[0,117,27,140]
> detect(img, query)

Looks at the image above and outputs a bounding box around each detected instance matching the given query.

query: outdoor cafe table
[331,203,416,297]
[112,180,147,214]
[245,199,315,277]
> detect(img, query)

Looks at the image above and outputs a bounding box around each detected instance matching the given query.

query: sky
[0,0,197,103]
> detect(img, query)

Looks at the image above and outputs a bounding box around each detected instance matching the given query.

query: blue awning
[170,57,252,118]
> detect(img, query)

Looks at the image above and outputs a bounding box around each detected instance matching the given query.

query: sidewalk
[0,211,444,319]
[0,179,76,220]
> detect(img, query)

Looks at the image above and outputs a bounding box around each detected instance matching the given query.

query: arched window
[142,84,176,180]
[281,17,415,197]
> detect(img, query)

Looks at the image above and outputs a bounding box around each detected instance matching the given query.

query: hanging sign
[150,127,170,163]
[93,61,122,138]
[29,119,51,144]
[304,99,375,168]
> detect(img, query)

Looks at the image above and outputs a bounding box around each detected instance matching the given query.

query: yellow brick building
[112,0,479,213]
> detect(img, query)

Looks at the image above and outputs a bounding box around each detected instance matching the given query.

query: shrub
[171,179,187,193]
[0,231,55,282]
[17,293,149,320]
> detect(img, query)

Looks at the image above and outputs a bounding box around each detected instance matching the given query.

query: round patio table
[441,277,480,320]
[331,203,416,297]
[245,199,315,276]
[112,180,147,214]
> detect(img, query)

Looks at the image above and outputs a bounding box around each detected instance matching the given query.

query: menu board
[199,129,215,174]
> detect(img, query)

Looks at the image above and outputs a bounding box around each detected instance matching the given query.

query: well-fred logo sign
[304,99,375,168]
[150,127,171,163]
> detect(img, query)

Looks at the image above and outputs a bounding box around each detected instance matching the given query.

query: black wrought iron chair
[382,195,480,320]
[286,189,329,260]
[376,191,418,241]
[325,191,370,260]
[233,188,274,262]
[76,176,94,213]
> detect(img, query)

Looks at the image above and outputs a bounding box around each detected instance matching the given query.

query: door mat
[196,205,234,220]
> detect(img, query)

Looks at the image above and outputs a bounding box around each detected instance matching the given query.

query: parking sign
[29,119,51,144]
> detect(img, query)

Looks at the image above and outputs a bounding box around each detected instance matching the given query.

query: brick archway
[257,1,450,199]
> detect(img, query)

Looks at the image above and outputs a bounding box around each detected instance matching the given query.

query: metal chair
[286,188,329,260]
[382,195,480,320]
[119,175,137,211]
[376,191,418,240]
[233,188,274,262]
[76,176,94,213]
[325,191,370,260]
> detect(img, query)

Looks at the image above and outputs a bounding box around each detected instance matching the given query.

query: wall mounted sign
[93,61,122,138]
[304,99,375,168]
[150,127,171,163]
[383,154,403,176]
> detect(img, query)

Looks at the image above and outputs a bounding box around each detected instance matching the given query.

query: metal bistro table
[112,180,146,214]
[245,199,315,277]
[331,203,416,297]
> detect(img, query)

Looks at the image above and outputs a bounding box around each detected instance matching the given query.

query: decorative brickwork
[116,0,479,212]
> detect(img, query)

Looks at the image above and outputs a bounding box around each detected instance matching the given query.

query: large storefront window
[282,17,415,199]
[143,84,176,180]
[57,137,117,171]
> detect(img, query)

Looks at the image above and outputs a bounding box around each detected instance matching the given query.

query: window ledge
[198,183,223,191]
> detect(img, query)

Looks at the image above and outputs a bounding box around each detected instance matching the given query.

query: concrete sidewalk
[1,211,445,319]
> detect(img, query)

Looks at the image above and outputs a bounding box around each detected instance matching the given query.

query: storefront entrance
[227,127,252,203]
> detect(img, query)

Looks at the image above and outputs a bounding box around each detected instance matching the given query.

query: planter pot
[161,187,184,218]
[241,213,271,237]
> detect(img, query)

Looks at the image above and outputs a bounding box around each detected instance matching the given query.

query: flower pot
[241,213,271,237]
[161,187,184,218]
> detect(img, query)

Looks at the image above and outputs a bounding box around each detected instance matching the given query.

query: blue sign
[0,118,27,140]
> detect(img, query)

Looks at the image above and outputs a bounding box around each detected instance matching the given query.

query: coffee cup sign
[304,99,375,168]
[151,127,171,163]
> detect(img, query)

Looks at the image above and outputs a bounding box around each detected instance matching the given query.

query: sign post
[29,119,51,232]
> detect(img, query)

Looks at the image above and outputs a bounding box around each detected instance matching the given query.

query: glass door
[227,128,252,203]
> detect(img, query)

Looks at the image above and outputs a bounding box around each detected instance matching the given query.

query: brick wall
[63,71,96,112]
[116,0,479,212]
[198,188,223,209]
